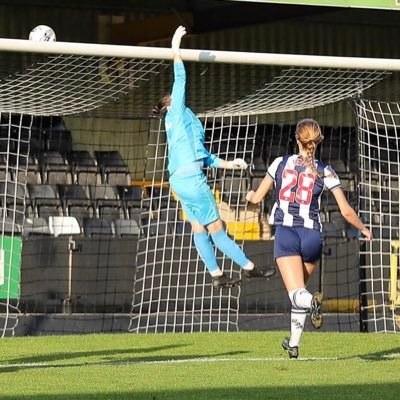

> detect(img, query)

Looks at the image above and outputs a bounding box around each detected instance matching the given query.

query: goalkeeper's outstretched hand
[228,158,248,170]
[172,25,187,55]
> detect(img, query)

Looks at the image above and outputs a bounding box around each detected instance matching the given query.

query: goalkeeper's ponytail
[153,94,171,117]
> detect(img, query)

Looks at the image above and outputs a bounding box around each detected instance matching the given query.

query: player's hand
[246,190,255,202]
[172,25,187,55]
[228,158,248,170]
[361,227,373,241]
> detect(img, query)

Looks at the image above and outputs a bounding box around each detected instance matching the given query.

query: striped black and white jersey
[266,154,341,231]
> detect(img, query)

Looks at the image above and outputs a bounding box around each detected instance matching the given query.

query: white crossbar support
[0,38,399,70]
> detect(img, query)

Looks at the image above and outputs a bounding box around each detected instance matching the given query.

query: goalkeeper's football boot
[212,273,241,290]
[243,264,277,279]
[310,291,323,329]
[282,337,298,359]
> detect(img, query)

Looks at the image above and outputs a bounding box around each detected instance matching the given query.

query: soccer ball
[29,25,56,42]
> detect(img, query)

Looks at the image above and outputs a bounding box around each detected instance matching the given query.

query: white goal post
[0,37,400,70]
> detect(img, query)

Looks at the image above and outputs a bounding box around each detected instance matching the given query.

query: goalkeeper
[153,25,276,289]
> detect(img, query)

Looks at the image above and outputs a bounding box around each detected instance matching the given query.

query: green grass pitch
[0,331,399,399]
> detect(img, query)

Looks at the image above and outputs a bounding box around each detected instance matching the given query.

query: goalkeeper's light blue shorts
[169,169,220,226]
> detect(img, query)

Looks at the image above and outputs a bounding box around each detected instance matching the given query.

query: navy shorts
[274,225,323,263]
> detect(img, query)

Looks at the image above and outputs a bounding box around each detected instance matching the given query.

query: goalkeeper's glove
[228,158,248,170]
[172,25,187,56]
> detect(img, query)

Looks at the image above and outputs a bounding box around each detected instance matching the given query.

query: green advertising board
[0,236,22,299]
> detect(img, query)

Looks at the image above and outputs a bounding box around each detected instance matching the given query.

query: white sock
[289,288,312,310]
[210,268,223,277]
[242,261,254,270]
[289,309,307,348]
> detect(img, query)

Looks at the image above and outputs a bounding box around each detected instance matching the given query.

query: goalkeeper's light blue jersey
[165,61,221,176]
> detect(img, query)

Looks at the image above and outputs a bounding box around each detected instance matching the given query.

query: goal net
[356,99,400,333]
[0,39,393,335]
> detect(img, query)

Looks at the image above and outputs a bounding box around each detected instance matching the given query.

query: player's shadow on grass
[357,346,400,361]
[2,343,186,364]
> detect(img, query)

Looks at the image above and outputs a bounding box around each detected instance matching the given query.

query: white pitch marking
[0,355,361,369]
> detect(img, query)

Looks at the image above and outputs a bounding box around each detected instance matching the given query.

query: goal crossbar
[0,38,400,70]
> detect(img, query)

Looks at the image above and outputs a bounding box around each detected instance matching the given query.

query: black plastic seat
[146,185,176,210]
[9,154,41,184]
[114,219,141,237]
[0,181,26,207]
[58,184,93,224]
[1,216,22,235]
[67,151,99,186]
[94,150,131,185]
[117,185,143,218]
[83,217,113,237]
[23,217,51,236]
[39,151,72,185]
[27,184,62,219]
[220,173,248,204]
[89,184,123,223]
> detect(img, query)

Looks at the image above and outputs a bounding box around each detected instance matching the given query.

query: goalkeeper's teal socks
[211,228,249,268]
[193,231,219,273]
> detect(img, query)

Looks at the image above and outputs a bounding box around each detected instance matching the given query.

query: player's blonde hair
[295,118,324,176]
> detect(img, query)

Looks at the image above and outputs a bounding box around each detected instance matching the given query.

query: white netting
[356,99,400,333]
[203,68,389,117]
[0,113,33,337]
[0,44,393,335]
[129,115,257,333]
[0,54,167,116]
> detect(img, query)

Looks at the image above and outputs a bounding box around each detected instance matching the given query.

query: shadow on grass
[359,346,400,361]
[0,383,399,400]
[2,343,188,365]
[0,348,248,373]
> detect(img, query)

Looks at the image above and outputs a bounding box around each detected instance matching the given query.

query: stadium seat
[146,219,173,237]
[10,154,42,185]
[146,186,176,210]
[58,184,93,224]
[94,150,131,185]
[0,182,26,218]
[39,151,72,185]
[220,173,248,204]
[117,185,144,218]
[89,184,123,223]
[323,220,346,238]
[27,184,63,220]
[114,219,141,237]
[1,216,22,235]
[82,217,113,237]
[67,151,99,186]
[48,216,81,237]
[23,217,50,236]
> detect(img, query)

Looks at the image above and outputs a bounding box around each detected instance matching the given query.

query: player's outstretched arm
[332,188,372,240]
[172,25,187,62]
[246,175,274,204]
